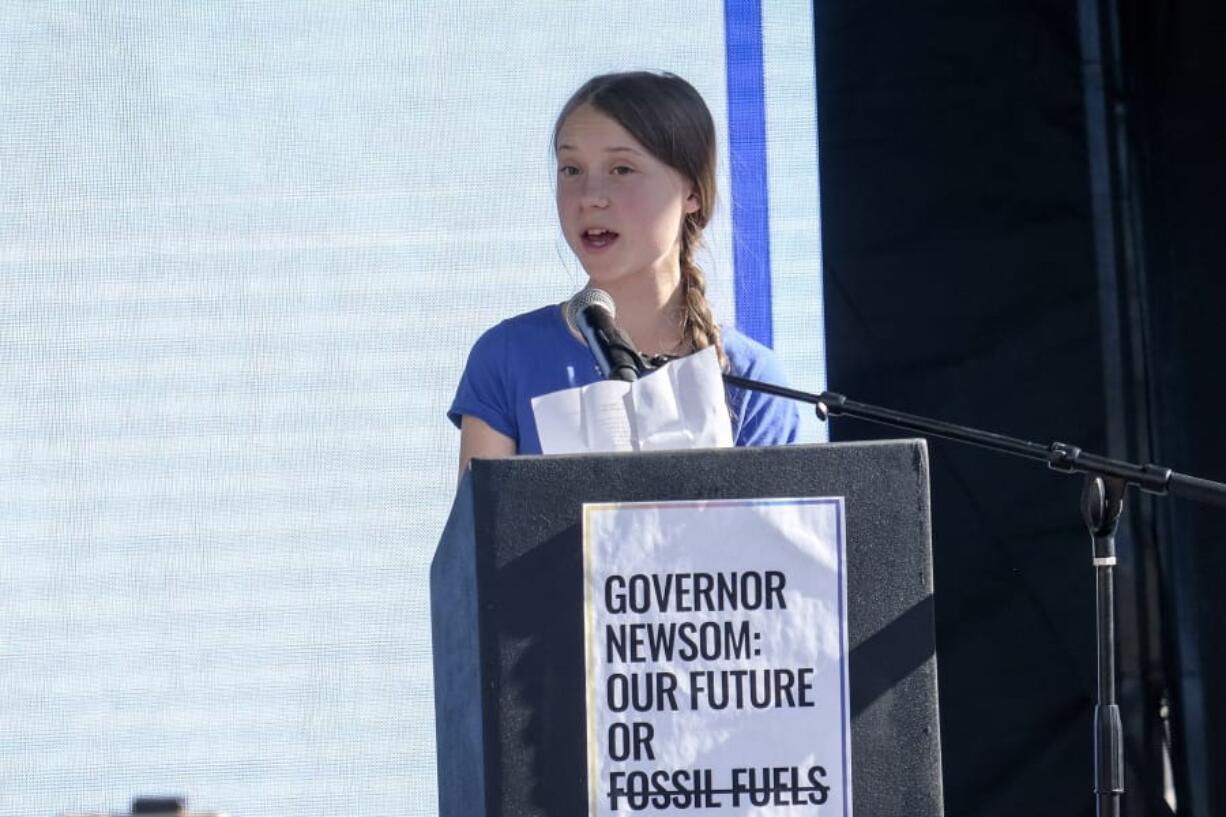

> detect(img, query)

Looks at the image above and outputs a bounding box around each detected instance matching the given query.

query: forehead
[555,104,645,154]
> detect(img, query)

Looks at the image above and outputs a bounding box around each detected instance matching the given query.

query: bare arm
[458,414,516,482]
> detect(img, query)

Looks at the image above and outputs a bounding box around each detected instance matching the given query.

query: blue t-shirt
[448,304,800,454]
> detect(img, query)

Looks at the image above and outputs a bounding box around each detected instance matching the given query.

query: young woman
[449,71,800,474]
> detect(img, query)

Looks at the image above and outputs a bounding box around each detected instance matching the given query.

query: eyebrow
[555,144,645,156]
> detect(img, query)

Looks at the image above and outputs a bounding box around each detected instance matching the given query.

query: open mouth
[581,227,620,250]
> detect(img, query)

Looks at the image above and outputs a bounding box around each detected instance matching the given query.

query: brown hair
[554,72,726,368]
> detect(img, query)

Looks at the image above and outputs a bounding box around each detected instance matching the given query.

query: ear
[683,189,701,215]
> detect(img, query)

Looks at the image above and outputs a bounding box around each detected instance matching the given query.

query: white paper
[532,347,734,455]
[582,497,851,816]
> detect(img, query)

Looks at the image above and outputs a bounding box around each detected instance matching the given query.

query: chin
[580,263,627,285]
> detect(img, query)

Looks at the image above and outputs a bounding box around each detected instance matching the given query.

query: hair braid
[679,216,727,370]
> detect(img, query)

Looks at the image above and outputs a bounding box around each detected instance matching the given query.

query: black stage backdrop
[812,1,1225,815]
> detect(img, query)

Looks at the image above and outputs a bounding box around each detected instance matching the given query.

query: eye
[611,165,635,176]
[558,165,580,177]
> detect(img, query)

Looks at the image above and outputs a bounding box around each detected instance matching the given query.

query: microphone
[564,288,644,382]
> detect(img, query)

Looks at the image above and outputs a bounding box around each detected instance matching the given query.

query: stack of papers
[531,347,733,455]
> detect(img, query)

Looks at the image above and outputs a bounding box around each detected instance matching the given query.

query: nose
[578,174,610,208]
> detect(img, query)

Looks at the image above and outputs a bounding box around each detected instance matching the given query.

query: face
[555,104,700,290]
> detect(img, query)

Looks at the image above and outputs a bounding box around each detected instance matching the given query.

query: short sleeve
[447,322,518,442]
[728,339,802,447]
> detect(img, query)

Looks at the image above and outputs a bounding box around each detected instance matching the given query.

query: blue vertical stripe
[724,0,773,347]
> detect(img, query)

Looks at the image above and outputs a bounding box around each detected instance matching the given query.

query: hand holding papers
[531,347,734,455]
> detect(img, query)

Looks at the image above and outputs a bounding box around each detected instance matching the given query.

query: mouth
[580,227,620,251]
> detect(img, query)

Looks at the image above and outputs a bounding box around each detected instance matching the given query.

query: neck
[600,268,688,357]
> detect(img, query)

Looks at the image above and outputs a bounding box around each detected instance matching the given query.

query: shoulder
[498,303,567,332]
[466,304,567,357]
[721,325,788,382]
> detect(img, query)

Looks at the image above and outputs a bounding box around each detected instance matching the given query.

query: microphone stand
[723,373,1226,817]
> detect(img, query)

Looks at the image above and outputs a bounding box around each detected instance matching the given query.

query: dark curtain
[1126,0,1226,813]
[813,0,1225,814]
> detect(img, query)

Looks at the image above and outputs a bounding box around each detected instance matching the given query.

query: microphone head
[564,287,616,337]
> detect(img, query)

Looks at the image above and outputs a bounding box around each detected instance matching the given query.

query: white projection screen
[0,3,826,815]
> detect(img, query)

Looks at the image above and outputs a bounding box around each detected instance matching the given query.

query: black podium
[431,441,943,816]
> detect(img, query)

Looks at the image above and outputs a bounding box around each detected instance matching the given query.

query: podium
[431,441,943,816]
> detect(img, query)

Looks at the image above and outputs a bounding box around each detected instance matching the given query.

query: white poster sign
[583,497,851,816]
